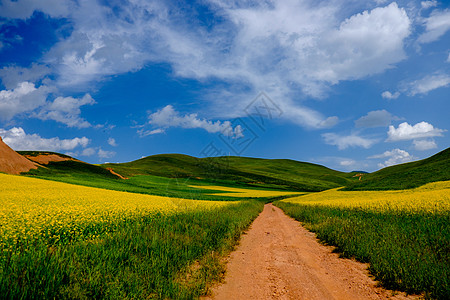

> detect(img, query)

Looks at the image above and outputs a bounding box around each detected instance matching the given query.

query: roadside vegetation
[275,181,450,299]
[0,173,291,299]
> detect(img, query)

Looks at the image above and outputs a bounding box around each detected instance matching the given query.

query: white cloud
[35,94,95,128]
[355,109,401,128]
[81,147,96,157]
[0,127,89,151]
[340,159,356,167]
[107,138,117,147]
[381,91,400,99]
[98,148,115,159]
[0,1,412,129]
[138,128,165,137]
[413,139,437,151]
[387,121,446,141]
[407,74,450,96]
[322,132,378,150]
[417,9,450,44]
[145,105,244,138]
[421,1,438,9]
[447,53,450,62]
[369,148,415,168]
[0,82,49,120]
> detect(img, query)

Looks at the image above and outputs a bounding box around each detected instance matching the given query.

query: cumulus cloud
[413,139,437,151]
[81,147,96,157]
[107,138,117,147]
[0,82,49,121]
[0,127,89,151]
[355,109,401,128]
[387,121,446,141]
[322,132,378,150]
[145,105,244,138]
[35,94,96,128]
[417,9,450,44]
[381,91,400,99]
[369,148,416,168]
[98,148,116,159]
[406,74,450,96]
[0,1,412,128]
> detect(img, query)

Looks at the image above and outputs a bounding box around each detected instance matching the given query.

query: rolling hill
[343,147,450,190]
[102,154,358,192]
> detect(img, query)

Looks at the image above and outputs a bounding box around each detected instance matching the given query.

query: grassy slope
[103,154,357,192]
[344,147,450,191]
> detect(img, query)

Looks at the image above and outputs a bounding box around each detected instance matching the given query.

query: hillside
[344,147,450,190]
[0,137,38,174]
[103,154,357,192]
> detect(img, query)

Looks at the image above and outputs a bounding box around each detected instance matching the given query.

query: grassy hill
[20,148,450,193]
[103,154,358,192]
[344,147,450,190]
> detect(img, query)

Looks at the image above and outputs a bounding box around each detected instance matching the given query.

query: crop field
[0,173,285,299]
[275,181,450,299]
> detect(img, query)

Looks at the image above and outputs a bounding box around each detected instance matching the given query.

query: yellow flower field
[0,173,237,251]
[281,180,450,213]
[190,185,301,198]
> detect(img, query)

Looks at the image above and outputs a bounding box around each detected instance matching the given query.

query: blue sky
[0,0,449,172]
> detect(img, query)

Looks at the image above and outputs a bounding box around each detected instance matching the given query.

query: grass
[344,147,450,191]
[275,201,450,299]
[0,200,265,299]
[102,154,359,192]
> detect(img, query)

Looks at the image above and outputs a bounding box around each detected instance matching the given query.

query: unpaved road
[206,203,416,300]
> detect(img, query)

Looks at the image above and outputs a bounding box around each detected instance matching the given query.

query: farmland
[1,147,449,299]
[0,173,292,299]
[275,181,450,299]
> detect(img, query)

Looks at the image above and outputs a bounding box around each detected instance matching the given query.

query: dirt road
[206,203,415,300]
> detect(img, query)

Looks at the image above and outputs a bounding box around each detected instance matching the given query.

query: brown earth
[106,168,128,179]
[206,203,417,300]
[24,154,76,165]
[0,136,38,175]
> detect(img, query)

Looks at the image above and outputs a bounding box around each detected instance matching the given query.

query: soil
[205,203,417,300]
[0,136,38,175]
[24,154,75,165]
[106,168,128,179]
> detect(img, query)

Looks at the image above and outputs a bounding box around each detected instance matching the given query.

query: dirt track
[206,203,415,300]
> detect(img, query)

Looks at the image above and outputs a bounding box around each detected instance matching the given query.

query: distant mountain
[344,147,450,190]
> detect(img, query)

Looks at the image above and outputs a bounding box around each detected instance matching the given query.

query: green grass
[0,200,265,299]
[344,147,450,191]
[23,160,297,201]
[275,201,450,299]
[102,154,358,192]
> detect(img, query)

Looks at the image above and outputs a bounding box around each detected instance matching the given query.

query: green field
[2,147,448,299]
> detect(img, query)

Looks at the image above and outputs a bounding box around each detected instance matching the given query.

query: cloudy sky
[0,0,449,171]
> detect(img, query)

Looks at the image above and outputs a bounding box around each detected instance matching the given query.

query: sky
[0,0,449,172]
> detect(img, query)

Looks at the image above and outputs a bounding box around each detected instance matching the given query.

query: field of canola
[0,173,238,253]
[189,185,301,198]
[281,180,450,212]
[276,180,450,299]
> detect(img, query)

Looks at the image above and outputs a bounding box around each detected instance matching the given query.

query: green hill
[344,147,450,190]
[103,154,358,192]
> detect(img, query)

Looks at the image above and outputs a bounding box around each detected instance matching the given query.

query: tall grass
[275,201,450,299]
[0,200,263,299]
